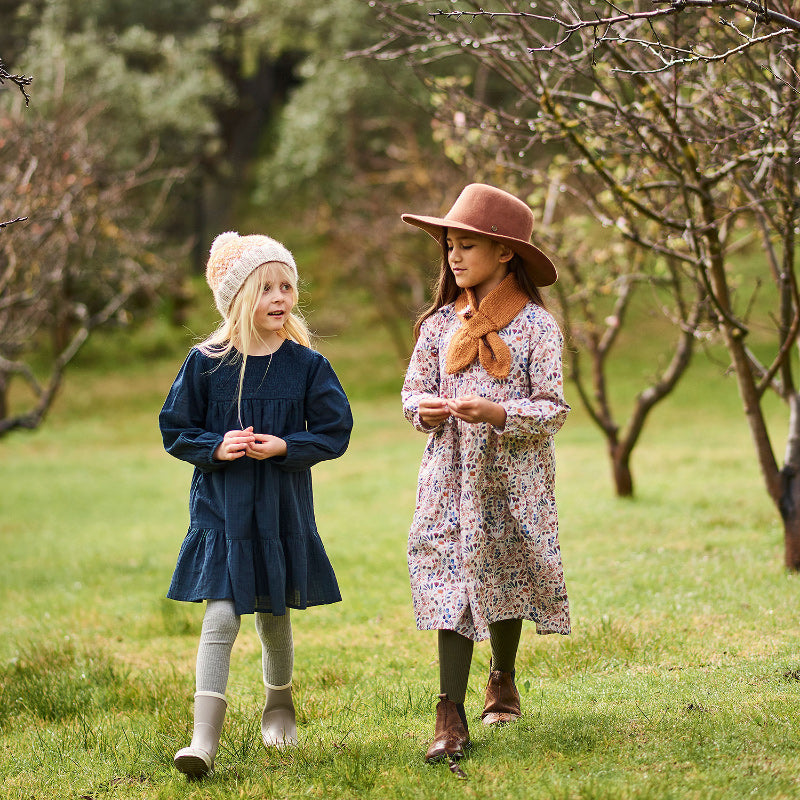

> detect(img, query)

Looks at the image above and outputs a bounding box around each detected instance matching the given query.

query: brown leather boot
[481,670,521,725]
[424,693,470,762]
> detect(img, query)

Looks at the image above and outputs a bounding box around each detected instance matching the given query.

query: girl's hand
[447,395,507,428]
[214,427,255,460]
[246,433,288,460]
[418,396,452,428]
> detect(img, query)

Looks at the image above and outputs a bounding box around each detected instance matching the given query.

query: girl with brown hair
[401,184,571,762]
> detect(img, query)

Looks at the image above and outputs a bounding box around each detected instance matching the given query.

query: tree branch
[0,58,32,105]
[0,217,28,229]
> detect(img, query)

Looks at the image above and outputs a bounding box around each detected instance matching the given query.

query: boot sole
[482,712,521,725]
[262,735,298,749]
[174,752,213,778]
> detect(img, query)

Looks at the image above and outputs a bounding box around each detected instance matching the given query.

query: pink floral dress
[402,301,570,642]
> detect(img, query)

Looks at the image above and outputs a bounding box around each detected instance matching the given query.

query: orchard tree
[0,97,184,434]
[359,6,712,497]
[0,0,218,435]
[367,0,800,568]
[543,206,709,497]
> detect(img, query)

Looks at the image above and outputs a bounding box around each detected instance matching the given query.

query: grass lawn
[1,309,799,799]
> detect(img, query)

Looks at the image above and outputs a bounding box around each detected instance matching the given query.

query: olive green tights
[437,619,522,704]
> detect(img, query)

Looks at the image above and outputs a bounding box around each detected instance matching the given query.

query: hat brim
[401,213,557,287]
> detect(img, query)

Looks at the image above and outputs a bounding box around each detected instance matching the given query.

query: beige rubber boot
[261,684,297,748]
[174,691,227,778]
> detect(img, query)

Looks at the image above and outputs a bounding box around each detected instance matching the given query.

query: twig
[448,756,468,779]
[0,217,28,229]
[0,58,33,105]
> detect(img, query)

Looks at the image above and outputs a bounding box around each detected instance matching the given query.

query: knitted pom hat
[205,231,298,317]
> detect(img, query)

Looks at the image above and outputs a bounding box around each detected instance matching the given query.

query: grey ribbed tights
[196,599,241,695]
[255,610,294,688]
[194,600,294,695]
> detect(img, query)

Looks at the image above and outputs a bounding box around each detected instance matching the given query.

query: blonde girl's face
[228,262,298,355]
[446,230,514,303]
[253,263,296,338]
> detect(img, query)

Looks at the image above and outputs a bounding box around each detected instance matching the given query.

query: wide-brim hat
[401,183,557,286]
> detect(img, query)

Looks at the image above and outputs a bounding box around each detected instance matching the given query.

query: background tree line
[3,0,800,568]
[0,0,457,434]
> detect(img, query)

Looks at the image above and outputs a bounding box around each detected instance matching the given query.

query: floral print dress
[402,301,570,642]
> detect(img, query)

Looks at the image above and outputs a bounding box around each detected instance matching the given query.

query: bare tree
[0,101,185,436]
[0,57,32,232]
[547,218,708,496]
[358,5,710,498]
[366,0,800,568]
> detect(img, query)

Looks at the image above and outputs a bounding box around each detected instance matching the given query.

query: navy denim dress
[159,340,352,616]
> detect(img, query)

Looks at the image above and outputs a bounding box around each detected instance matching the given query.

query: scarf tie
[445,273,530,380]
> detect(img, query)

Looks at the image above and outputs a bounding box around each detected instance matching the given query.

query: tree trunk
[780,394,800,570]
[0,370,8,421]
[779,468,800,570]
[610,443,634,498]
[205,50,303,240]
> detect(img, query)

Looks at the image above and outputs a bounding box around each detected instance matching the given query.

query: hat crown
[445,183,534,242]
[400,183,557,286]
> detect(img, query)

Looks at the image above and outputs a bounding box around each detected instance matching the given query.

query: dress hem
[165,593,343,614]
[414,617,570,642]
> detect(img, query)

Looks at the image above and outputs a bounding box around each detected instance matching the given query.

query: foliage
[19,1,225,175]
[4,0,460,364]
[249,0,467,356]
[0,0,229,434]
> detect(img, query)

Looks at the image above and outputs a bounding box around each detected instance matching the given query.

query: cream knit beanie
[205,231,298,318]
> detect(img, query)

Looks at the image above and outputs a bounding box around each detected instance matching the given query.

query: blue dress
[159,340,353,616]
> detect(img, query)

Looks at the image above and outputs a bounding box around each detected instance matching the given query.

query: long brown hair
[412,230,547,340]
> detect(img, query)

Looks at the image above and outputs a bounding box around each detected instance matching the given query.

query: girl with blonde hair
[159,232,352,778]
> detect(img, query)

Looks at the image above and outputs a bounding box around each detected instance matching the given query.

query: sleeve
[158,349,226,472]
[497,313,570,439]
[271,355,353,473]
[401,315,445,433]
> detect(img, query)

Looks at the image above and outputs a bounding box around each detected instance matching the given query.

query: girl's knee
[204,599,241,640]
[255,610,292,642]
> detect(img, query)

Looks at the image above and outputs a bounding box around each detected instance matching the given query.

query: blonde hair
[198,261,312,425]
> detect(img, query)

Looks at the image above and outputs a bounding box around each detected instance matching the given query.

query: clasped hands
[214,426,287,461]
[418,394,507,430]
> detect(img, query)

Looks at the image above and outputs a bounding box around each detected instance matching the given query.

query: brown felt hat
[401,183,557,286]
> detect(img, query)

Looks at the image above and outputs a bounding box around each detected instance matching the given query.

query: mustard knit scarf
[446,273,530,380]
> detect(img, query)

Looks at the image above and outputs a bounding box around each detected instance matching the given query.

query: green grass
[1,306,800,799]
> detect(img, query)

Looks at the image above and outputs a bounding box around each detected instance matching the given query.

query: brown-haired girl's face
[446,230,513,303]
